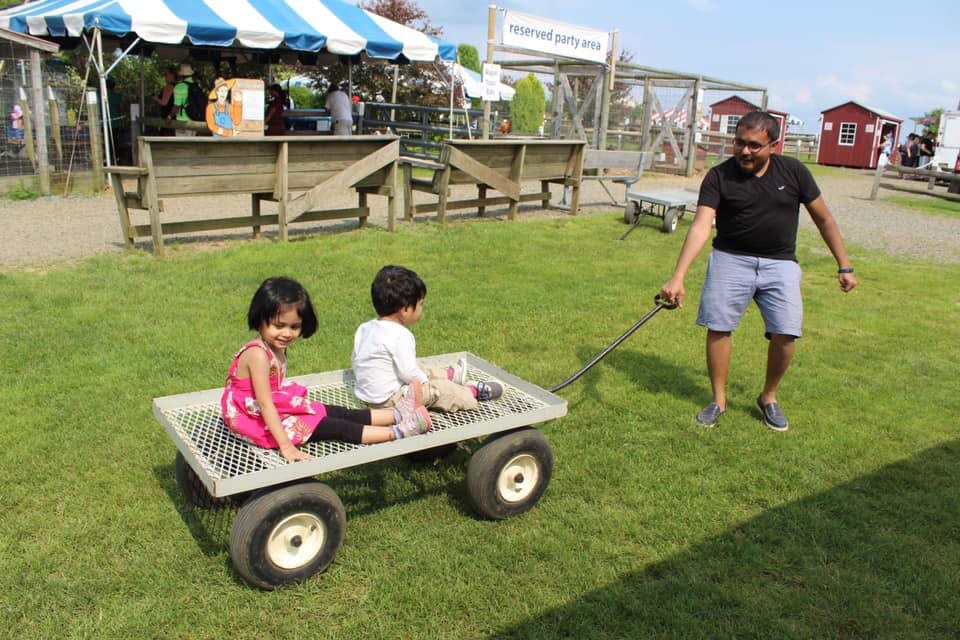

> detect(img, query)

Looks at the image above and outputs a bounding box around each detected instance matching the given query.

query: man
[918,131,936,169]
[659,111,857,431]
[167,62,197,136]
[325,81,353,136]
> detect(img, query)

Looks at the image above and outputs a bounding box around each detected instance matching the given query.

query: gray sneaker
[695,402,724,428]
[473,380,503,401]
[756,396,789,431]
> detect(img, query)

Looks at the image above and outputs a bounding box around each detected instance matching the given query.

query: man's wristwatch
[837,268,854,274]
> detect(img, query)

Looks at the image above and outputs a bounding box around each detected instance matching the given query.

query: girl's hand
[279,445,311,462]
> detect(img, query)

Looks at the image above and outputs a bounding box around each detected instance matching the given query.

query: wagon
[154,352,567,589]
[622,186,699,237]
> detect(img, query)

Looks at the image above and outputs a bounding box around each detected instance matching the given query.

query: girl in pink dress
[221,277,431,463]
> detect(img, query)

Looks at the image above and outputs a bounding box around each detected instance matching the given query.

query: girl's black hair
[371,265,426,316]
[247,277,318,338]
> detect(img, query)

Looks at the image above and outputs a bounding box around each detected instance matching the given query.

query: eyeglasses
[733,138,774,152]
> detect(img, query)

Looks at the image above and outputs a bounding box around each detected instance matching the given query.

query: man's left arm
[804,196,857,292]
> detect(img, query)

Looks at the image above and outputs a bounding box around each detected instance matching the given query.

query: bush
[6,179,41,200]
[287,86,320,110]
[510,73,546,134]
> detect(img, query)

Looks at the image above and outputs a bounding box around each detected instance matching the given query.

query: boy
[352,265,502,411]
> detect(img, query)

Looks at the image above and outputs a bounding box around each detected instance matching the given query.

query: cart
[622,187,699,238]
[154,352,567,589]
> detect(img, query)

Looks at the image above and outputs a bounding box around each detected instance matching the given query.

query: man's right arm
[659,204,716,308]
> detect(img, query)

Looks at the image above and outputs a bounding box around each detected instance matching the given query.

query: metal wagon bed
[154,352,567,499]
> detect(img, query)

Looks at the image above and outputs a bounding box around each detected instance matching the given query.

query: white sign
[482,63,501,102]
[502,11,609,64]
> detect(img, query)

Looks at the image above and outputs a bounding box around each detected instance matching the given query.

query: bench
[104,135,400,256]
[578,149,650,205]
[869,161,960,202]
[401,139,585,222]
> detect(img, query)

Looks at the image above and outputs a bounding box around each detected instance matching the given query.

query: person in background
[154,66,177,123]
[264,83,287,136]
[898,133,915,167]
[324,81,353,136]
[7,104,24,146]
[918,131,936,169]
[168,62,197,136]
[659,111,857,432]
[907,133,920,168]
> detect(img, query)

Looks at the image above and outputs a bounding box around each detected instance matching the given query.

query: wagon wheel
[230,482,346,590]
[466,428,553,520]
[623,199,641,225]
[661,208,680,233]
[175,451,239,509]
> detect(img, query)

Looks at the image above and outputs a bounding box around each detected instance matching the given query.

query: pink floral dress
[220,340,327,448]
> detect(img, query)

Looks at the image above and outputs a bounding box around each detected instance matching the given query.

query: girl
[221,277,431,463]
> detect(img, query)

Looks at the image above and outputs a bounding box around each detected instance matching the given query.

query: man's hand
[659,276,686,308]
[838,272,857,292]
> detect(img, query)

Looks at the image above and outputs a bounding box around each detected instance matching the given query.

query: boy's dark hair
[247,277,318,338]
[371,265,426,316]
[737,111,780,143]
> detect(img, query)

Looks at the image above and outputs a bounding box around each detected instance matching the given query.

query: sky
[416,0,959,135]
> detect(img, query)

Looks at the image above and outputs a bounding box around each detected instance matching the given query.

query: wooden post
[639,78,652,167]
[551,61,562,139]
[869,157,885,200]
[685,76,702,177]
[481,4,496,140]
[19,87,36,166]
[29,50,50,194]
[85,90,104,192]
[597,30,617,151]
[47,86,62,169]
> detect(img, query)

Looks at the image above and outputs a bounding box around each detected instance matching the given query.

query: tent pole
[94,27,113,167]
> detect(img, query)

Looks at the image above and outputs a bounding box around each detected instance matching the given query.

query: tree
[510,73,546,134]
[923,107,944,136]
[458,44,481,73]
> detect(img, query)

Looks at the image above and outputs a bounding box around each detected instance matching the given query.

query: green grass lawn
[1,213,958,639]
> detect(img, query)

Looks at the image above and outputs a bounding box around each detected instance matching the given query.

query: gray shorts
[696,249,803,338]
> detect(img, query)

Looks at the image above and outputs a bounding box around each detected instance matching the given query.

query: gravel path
[1,167,957,268]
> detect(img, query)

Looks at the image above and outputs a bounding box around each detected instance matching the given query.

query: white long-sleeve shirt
[352,319,428,404]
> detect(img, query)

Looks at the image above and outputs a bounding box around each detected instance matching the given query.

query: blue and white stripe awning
[0,0,456,62]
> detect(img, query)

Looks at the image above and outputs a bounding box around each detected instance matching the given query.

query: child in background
[352,265,503,413]
[222,277,431,463]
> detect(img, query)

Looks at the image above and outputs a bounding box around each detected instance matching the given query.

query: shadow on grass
[487,440,960,639]
[153,448,473,557]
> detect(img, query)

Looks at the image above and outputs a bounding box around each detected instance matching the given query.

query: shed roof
[820,100,901,122]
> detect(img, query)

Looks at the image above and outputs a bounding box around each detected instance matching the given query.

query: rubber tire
[662,208,680,233]
[466,428,553,520]
[175,451,237,509]
[405,443,458,464]
[624,200,640,224]
[230,482,346,590]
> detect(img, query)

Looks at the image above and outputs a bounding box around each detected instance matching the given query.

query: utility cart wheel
[175,451,238,509]
[466,428,553,520]
[230,482,346,590]
[624,200,641,224]
[661,208,680,233]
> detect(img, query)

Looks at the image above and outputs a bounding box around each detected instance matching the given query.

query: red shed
[817,101,901,169]
[709,95,788,153]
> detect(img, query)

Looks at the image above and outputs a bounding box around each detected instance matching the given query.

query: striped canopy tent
[0,0,457,63]
[0,0,457,162]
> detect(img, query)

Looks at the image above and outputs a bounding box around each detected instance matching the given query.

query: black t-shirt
[698,154,821,261]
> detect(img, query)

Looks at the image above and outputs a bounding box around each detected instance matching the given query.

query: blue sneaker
[695,402,724,428]
[473,380,503,401]
[756,396,789,431]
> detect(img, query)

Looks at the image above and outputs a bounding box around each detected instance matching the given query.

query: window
[725,115,741,135]
[839,122,857,146]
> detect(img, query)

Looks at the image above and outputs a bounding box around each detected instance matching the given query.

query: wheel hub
[266,512,326,570]
[497,454,539,503]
